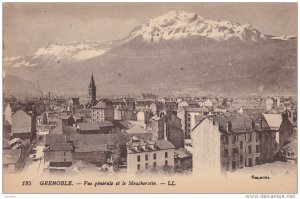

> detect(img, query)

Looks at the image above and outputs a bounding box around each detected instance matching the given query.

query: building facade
[127,138,175,173]
[192,115,263,175]
[91,102,114,122]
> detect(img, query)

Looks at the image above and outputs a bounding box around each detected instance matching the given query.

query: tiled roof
[75,144,107,152]
[44,143,73,151]
[78,123,99,131]
[214,114,253,133]
[155,139,175,150]
[66,134,115,146]
[45,134,66,146]
[3,149,21,164]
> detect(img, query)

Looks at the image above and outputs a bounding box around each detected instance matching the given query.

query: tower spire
[88,73,97,105]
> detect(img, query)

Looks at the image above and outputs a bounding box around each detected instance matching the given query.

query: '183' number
[22,181,31,186]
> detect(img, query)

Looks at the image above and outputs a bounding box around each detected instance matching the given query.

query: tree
[110,128,131,168]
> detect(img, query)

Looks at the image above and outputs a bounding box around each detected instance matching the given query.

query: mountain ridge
[3,11,297,97]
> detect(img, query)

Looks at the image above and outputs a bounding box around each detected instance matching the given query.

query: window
[224,149,228,157]
[248,158,252,167]
[153,162,157,168]
[249,134,252,142]
[233,148,238,157]
[145,154,148,161]
[137,155,140,162]
[153,153,156,160]
[240,141,243,150]
[248,146,252,154]
[145,163,148,169]
[64,152,66,156]
[256,145,260,153]
[256,132,261,142]
[137,164,140,170]
[165,160,168,165]
[240,155,243,163]
[165,152,168,158]
[233,135,238,143]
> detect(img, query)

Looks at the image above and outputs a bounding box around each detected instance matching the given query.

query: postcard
[2,2,297,194]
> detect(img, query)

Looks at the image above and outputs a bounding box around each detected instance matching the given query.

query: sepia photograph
[2,2,298,194]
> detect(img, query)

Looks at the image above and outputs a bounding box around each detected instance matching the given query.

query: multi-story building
[91,101,114,122]
[192,113,285,175]
[192,115,261,175]
[158,113,184,149]
[184,107,206,139]
[127,138,175,173]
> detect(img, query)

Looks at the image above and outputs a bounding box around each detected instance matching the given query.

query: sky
[3,3,298,57]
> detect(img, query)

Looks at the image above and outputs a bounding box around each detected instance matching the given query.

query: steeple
[89,73,96,89]
[88,73,97,105]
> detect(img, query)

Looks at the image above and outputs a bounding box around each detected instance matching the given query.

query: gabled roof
[44,143,73,151]
[4,149,21,164]
[262,114,282,130]
[191,117,210,132]
[11,110,32,134]
[214,114,253,133]
[155,139,175,150]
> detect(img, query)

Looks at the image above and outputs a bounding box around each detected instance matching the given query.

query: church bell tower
[88,73,97,105]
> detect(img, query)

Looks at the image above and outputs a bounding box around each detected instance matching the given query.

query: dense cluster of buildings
[3,74,297,176]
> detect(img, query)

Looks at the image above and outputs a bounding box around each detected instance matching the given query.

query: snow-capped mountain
[33,41,107,61]
[4,40,117,68]
[4,11,297,97]
[130,11,268,42]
